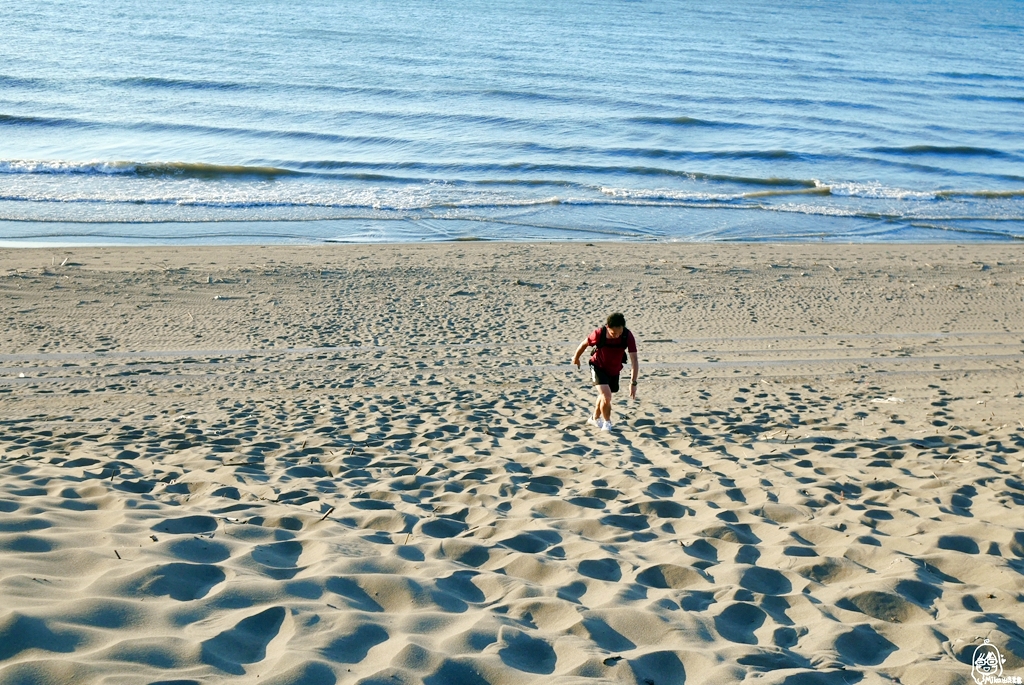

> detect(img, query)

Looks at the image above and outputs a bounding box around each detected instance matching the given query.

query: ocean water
[2,0,1023,244]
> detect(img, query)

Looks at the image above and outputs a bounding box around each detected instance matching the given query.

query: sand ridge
[1,243,1023,685]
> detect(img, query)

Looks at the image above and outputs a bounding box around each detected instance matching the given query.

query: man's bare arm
[572,339,590,367]
[628,351,639,399]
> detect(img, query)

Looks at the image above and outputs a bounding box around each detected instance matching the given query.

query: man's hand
[573,355,581,369]
[629,383,637,400]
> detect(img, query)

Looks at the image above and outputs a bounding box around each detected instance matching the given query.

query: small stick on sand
[114,550,121,560]
[320,507,335,521]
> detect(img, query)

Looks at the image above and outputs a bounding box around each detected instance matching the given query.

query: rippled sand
[1,243,1022,685]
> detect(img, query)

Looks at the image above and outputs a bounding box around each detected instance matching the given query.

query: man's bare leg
[594,385,613,423]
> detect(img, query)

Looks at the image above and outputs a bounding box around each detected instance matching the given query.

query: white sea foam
[766,203,879,218]
[0,160,142,175]
[822,181,937,200]
[0,164,1021,232]
[600,187,726,202]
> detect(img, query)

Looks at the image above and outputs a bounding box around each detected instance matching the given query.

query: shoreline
[2,242,1023,684]
[1,209,1022,248]
[2,235,1024,249]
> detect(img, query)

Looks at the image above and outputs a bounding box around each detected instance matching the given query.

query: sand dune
[1,243,1023,684]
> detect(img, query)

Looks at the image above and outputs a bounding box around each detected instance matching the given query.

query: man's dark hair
[606,312,626,328]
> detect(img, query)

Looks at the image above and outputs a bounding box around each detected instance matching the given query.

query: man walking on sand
[572,312,638,432]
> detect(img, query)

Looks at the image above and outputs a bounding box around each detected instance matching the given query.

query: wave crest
[0,160,301,179]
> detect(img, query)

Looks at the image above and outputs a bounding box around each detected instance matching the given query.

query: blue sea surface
[1,0,1023,244]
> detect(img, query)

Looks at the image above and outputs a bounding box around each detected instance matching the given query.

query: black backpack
[596,325,630,364]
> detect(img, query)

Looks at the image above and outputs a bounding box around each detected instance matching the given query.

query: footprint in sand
[437,539,490,568]
[418,517,469,538]
[834,624,898,666]
[497,626,557,675]
[578,558,622,582]
[112,562,226,601]
[499,530,561,554]
[737,566,793,595]
[0,612,83,661]
[100,636,201,672]
[324,576,384,613]
[574,616,635,652]
[0,533,53,553]
[628,652,688,685]
[319,622,389,663]
[714,602,766,645]
[636,564,708,590]
[166,536,231,564]
[251,540,304,580]
[200,606,286,675]
[435,570,487,604]
[151,515,218,535]
[837,590,930,623]
[260,660,337,685]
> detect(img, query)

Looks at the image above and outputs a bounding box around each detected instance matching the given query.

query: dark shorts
[590,363,620,393]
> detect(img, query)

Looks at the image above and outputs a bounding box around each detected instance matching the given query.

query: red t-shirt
[588,327,637,375]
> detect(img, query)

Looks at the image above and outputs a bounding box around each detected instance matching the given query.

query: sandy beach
[1,242,1022,685]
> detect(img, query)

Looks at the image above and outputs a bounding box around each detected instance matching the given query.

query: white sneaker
[600,421,613,432]
[587,417,603,428]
